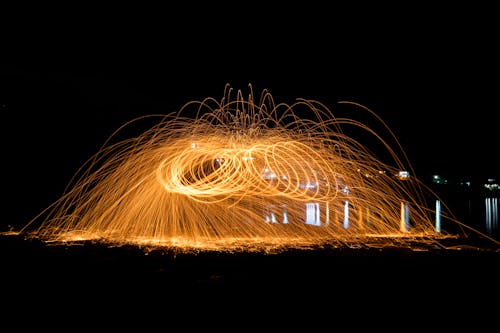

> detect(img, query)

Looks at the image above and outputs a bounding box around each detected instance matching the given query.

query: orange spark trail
[17,84,473,252]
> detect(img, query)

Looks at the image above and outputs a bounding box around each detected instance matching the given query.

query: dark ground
[1,234,498,318]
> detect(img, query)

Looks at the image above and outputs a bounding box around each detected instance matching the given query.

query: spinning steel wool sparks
[17,84,464,251]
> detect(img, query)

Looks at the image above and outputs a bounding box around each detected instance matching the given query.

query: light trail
[16,84,483,252]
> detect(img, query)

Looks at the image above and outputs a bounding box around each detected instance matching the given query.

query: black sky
[2,5,498,227]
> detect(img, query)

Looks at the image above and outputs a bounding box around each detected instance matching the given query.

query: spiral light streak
[19,84,462,252]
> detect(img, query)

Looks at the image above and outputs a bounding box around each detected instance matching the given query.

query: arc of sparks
[19,84,461,251]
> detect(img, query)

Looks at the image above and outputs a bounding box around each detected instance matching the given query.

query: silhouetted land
[2,233,498,291]
[1,233,498,328]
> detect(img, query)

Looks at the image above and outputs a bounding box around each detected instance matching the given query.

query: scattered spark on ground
[8,84,498,252]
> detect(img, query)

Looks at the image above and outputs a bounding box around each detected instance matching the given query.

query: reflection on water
[442,196,500,240]
[435,200,441,233]
[485,197,498,235]
[263,199,433,234]
[265,196,499,241]
[343,200,349,229]
[400,201,410,232]
[306,203,321,226]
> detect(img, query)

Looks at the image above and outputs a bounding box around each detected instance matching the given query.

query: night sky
[1,7,499,322]
[2,5,498,229]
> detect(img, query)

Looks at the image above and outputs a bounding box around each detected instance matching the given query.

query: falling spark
[15,84,488,252]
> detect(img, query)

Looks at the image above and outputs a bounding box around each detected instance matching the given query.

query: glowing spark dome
[20,84,460,251]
